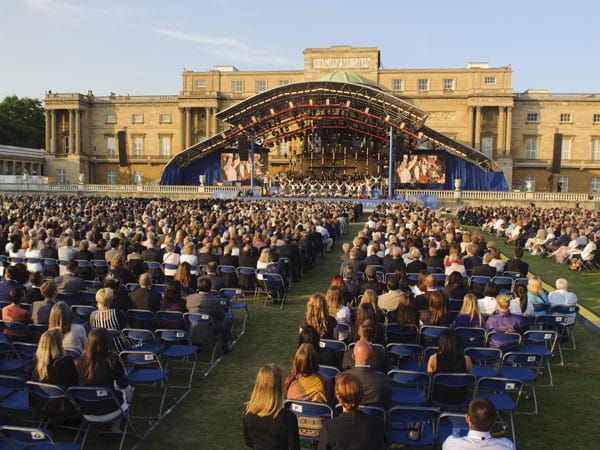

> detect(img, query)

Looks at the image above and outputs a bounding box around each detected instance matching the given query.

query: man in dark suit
[32,281,57,325]
[276,235,301,282]
[463,244,482,272]
[504,247,529,278]
[423,246,444,270]
[199,261,225,292]
[54,260,85,297]
[346,340,391,409]
[470,252,497,297]
[0,267,25,302]
[186,278,232,353]
[129,273,161,312]
[471,253,497,278]
[340,248,365,276]
[382,245,405,275]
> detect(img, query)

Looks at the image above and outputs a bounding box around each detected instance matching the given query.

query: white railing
[0,183,598,202]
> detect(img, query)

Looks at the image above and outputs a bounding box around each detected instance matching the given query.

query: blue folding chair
[464,347,502,378]
[430,373,476,410]
[67,385,138,450]
[388,405,440,448]
[26,381,73,427]
[219,288,249,341]
[386,343,424,371]
[0,340,24,372]
[0,425,80,450]
[284,399,333,445]
[127,309,158,331]
[0,374,29,413]
[388,369,430,405]
[119,350,169,419]
[474,377,523,445]
[419,325,450,346]
[493,276,514,295]
[155,329,198,389]
[386,323,418,344]
[156,310,186,330]
[521,330,558,386]
[501,352,542,415]
[454,327,487,349]
[122,328,161,355]
[437,412,469,445]
[184,313,220,376]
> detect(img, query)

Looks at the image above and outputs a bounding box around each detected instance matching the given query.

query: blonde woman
[89,287,129,351]
[49,301,87,354]
[300,293,338,339]
[360,289,385,323]
[25,237,43,273]
[243,364,299,450]
[180,242,199,275]
[29,329,78,388]
[527,276,549,317]
[256,247,272,271]
[453,293,485,328]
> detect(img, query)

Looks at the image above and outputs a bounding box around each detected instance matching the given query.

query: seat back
[454,327,487,349]
[284,400,333,442]
[184,312,217,346]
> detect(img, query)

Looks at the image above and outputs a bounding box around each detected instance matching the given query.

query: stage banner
[396,152,446,185]
[221,151,268,184]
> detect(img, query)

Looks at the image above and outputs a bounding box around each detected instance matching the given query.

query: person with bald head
[345,340,391,409]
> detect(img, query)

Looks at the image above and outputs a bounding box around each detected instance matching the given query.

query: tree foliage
[0,96,45,149]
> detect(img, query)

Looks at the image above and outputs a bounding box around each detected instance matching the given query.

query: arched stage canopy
[161,71,507,191]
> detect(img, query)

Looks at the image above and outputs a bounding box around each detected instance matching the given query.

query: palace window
[132,114,144,124]
[560,113,572,123]
[196,79,206,88]
[484,76,496,85]
[57,169,66,185]
[593,114,600,123]
[278,79,289,86]
[592,139,600,160]
[255,80,267,93]
[443,79,455,90]
[107,170,116,185]
[159,113,171,123]
[524,175,536,192]
[106,136,116,157]
[160,136,171,156]
[64,136,69,154]
[278,141,289,157]
[132,136,143,156]
[557,176,569,192]
[133,171,143,185]
[232,80,244,93]
[105,114,116,124]
[526,113,538,122]
[392,79,404,91]
[417,79,429,91]
[481,137,493,157]
[561,137,571,160]
[525,137,537,159]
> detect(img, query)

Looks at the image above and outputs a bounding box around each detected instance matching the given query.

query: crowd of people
[458,205,599,269]
[0,194,364,437]
[244,202,582,448]
[272,174,384,199]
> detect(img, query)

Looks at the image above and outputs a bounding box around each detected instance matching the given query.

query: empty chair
[386,343,424,372]
[388,369,430,406]
[284,399,333,446]
[474,377,523,444]
[388,406,440,448]
[464,347,502,379]
[0,425,80,450]
[430,373,476,410]
[501,352,542,415]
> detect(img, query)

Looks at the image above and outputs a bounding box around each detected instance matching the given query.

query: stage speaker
[117,131,127,167]
[552,133,562,173]
[239,137,249,161]
[394,135,404,160]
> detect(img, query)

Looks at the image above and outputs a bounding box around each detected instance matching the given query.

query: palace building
[42,45,600,192]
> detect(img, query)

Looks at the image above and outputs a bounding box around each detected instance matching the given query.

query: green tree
[0,96,45,149]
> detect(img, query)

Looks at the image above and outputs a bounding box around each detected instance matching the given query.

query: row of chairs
[286,371,523,448]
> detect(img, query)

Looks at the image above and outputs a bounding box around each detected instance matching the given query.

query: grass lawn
[86,219,600,450]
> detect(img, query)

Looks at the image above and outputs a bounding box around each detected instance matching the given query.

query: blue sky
[1,0,598,100]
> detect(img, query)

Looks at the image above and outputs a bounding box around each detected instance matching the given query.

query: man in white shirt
[548,278,578,324]
[443,397,515,450]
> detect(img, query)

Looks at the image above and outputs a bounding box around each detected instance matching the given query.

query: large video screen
[221,151,267,183]
[396,153,446,185]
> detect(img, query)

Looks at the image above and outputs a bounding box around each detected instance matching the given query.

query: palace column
[185,108,192,149]
[75,109,81,154]
[497,106,506,155]
[505,106,513,155]
[205,107,211,138]
[45,110,51,152]
[474,106,482,151]
[211,107,217,136]
[68,110,75,154]
[50,110,57,154]
[179,108,185,151]
[467,106,474,147]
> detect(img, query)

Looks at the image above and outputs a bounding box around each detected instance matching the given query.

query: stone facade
[43,46,600,191]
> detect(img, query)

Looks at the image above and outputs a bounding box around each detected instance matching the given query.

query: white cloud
[153,28,294,67]
[25,0,111,22]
